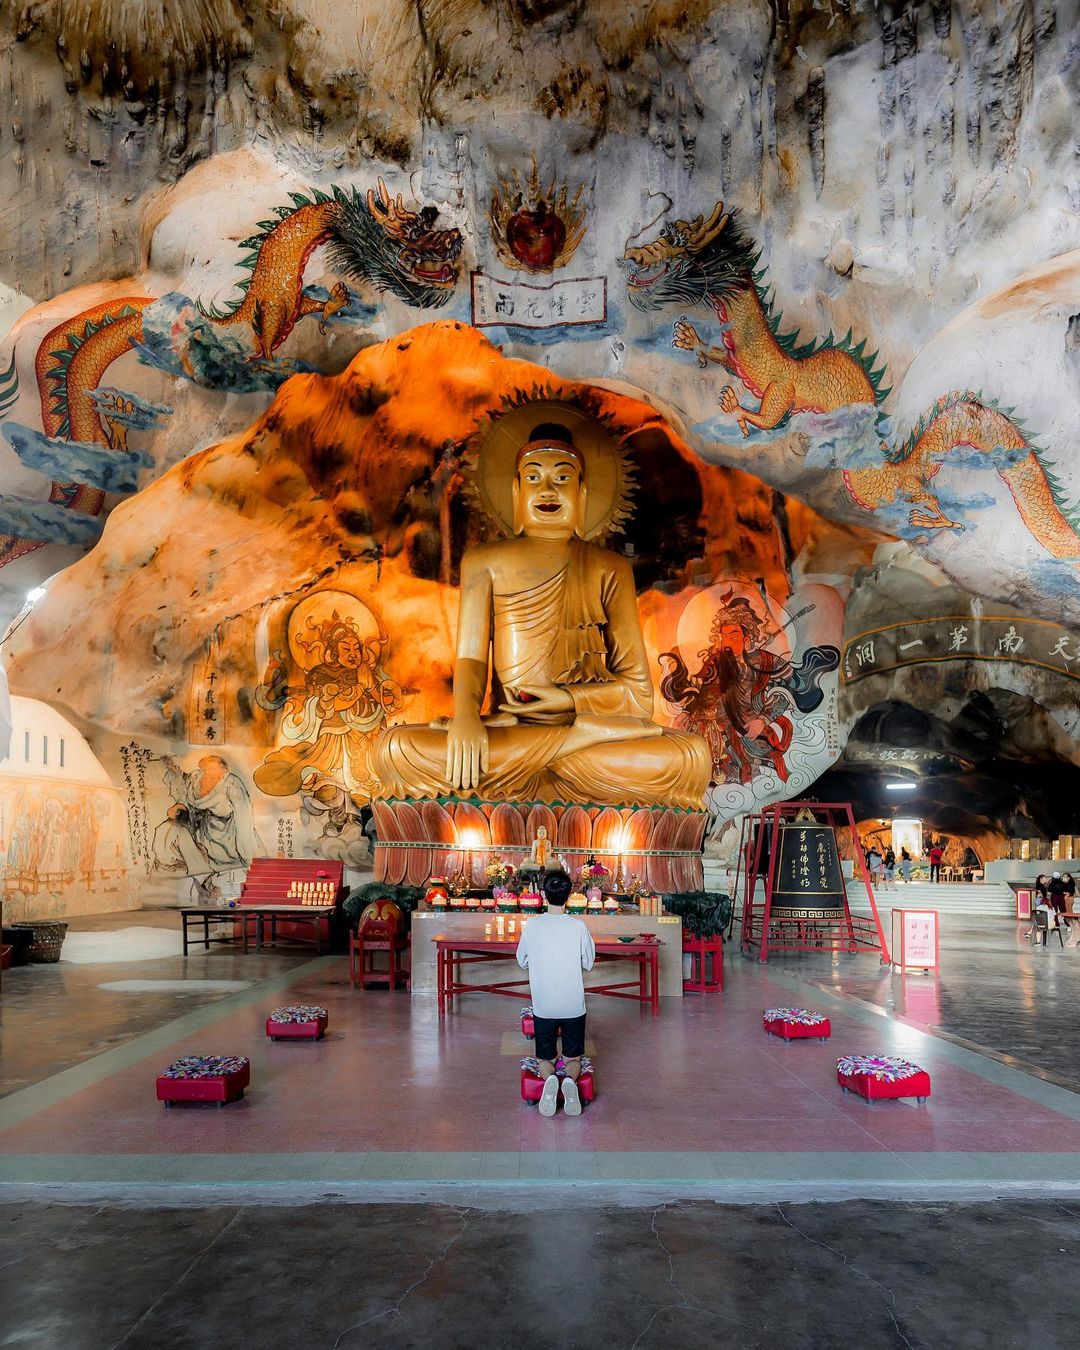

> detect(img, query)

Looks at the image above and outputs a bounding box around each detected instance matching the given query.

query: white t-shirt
[515,911,596,1019]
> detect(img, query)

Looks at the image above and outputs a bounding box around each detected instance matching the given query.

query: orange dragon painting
[623,201,1080,562]
[0,180,462,565]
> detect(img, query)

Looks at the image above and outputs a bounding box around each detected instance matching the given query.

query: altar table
[433,935,661,1017]
[411,912,683,997]
[180,907,253,955]
[244,905,337,953]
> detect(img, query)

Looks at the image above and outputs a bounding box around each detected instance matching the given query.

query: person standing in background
[882,847,896,890]
[898,847,913,884]
[1026,873,1051,939]
[928,842,944,883]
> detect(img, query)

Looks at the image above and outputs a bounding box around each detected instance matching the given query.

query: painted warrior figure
[660,592,838,785]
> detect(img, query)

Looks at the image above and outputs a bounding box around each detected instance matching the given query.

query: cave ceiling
[0,0,1078,851]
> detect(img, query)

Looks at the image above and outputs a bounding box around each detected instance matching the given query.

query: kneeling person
[516,871,596,1116]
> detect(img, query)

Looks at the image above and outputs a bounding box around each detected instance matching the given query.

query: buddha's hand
[500,684,574,716]
[445,715,490,791]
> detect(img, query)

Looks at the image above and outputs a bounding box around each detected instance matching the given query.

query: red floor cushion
[520,1056,595,1103]
[520,1006,535,1038]
[156,1054,251,1106]
[266,1005,329,1040]
[763,1007,832,1041]
[837,1054,931,1103]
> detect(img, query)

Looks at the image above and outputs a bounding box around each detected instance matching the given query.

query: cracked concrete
[3,1199,1078,1348]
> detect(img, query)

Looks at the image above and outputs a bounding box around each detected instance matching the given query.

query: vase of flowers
[486,857,517,891]
[577,856,613,893]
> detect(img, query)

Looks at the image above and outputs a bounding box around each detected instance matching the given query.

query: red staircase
[238,858,346,947]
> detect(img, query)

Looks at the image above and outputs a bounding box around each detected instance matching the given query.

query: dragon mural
[623,201,1080,564]
[0,179,463,565]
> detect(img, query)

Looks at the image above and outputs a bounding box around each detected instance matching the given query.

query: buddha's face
[512,449,587,539]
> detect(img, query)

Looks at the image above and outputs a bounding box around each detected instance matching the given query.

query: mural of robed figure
[154,754,263,875]
[376,414,710,809]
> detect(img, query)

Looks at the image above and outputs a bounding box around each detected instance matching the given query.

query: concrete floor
[3,1197,1078,1349]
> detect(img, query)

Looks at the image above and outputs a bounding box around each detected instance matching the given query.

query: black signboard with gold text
[770,823,846,917]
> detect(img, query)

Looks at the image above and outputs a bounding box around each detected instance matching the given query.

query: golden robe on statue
[377,537,710,809]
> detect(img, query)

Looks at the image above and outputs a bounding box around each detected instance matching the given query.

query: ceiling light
[885,782,916,791]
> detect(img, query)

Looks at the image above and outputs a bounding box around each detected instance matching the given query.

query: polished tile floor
[3,910,1080,1194]
[0,911,311,1097]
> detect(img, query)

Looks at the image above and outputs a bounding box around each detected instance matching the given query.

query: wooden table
[180,907,254,955]
[244,905,336,953]
[433,935,661,1017]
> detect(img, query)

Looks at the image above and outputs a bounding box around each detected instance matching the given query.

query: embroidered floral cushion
[162,1054,249,1079]
[837,1054,922,1082]
[521,1056,593,1077]
[764,1007,829,1026]
[268,1005,328,1024]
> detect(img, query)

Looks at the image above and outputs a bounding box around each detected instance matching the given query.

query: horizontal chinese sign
[470,271,607,328]
[842,615,1080,683]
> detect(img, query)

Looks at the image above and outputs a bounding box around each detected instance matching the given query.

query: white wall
[0,695,136,922]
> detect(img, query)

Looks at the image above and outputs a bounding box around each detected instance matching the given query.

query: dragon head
[621,201,757,312]
[328,179,463,309]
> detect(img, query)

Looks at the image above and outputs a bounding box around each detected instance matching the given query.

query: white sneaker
[561,1076,582,1117]
[538,1073,560,1117]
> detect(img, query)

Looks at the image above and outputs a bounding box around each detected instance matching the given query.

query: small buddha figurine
[529,825,550,870]
[376,416,710,808]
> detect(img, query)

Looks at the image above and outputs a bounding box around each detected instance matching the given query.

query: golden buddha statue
[376,404,710,810]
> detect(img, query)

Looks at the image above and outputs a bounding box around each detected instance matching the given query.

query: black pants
[929,863,940,882]
[533,1014,586,1063]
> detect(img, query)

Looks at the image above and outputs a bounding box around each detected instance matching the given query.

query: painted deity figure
[660,592,838,785]
[377,417,710,809]
[255,620,405,804]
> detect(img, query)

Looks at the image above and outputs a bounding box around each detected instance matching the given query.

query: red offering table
[238,858,345,947]
[433,935,661,1017]
[246,905,337,953]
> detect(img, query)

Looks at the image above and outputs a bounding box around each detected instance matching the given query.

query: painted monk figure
[376,421,710,809]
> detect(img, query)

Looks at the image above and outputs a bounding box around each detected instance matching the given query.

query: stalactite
[806,66,825,198]
[930,0,952,40]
